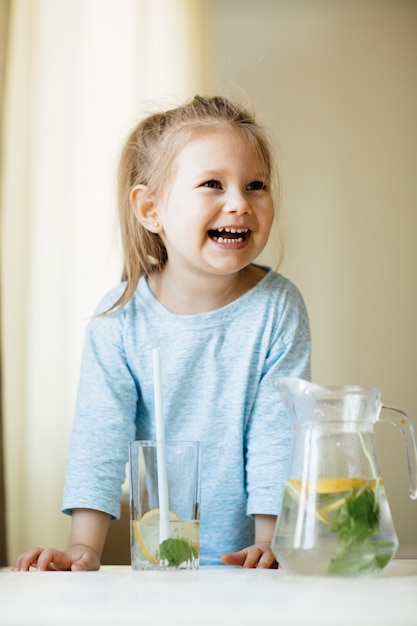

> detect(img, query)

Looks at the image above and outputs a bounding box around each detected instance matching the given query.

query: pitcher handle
[380,405,417,499]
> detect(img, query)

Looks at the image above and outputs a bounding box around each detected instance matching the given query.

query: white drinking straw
[152,347,170,543]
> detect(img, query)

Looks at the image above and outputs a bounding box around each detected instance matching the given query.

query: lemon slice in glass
[133,509,181,564]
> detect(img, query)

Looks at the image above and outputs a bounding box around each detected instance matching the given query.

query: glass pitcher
[271,377,417,576]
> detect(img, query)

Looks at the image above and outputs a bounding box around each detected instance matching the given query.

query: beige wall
[207,0,417,553]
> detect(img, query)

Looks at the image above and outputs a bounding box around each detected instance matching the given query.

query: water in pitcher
[272,477,397,575]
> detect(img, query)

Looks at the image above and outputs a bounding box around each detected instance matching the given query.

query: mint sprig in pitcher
[272,378,417,576]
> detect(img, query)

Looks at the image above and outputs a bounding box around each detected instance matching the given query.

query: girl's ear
[130,185,161,233]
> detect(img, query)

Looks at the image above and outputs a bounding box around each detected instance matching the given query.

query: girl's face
[156,128,275,279]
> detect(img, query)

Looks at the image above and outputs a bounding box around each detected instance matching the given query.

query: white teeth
[217,237,244,243]
[210,227,249,244]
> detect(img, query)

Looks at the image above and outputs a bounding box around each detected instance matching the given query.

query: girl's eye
[202,180,222,189]
[247,180,267,191]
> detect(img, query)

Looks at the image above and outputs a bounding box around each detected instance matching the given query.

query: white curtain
[1,0,208,564]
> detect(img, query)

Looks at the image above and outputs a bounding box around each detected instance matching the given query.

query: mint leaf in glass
[159,538,197,567]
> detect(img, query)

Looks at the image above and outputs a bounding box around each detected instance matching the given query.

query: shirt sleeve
[245,285,311,516]
[62,303,137,520]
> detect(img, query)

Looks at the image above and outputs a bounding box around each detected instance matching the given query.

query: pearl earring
[154,221,159,229]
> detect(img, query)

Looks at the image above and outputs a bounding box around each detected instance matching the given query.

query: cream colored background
[206,0,417,554]
[1,0,416,564]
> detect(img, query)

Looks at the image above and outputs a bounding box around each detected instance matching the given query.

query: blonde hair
[111,95,278,313]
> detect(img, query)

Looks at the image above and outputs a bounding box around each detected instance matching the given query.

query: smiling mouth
[208,228,250,243]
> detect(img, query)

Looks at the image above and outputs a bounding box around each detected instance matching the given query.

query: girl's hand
[221,542,278,569]
[12,544,101,571]
[13,509,110,572]
[221,513,278,568]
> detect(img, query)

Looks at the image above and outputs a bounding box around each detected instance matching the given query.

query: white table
[1,561,416,625]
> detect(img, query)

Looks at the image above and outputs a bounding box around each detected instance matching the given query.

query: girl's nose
[224,192,252,215]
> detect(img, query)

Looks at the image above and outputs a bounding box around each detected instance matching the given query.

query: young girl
[14,95,311,571]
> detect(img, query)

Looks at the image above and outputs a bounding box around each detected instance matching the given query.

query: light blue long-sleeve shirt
[62,268,311,565]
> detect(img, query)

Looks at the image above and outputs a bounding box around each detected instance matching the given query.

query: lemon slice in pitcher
[133,509,181,564]
[285,478,381,524]
[287,477,379,494]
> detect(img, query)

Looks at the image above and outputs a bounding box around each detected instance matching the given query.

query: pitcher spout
[273,377,321,398]
[274,377,322,419]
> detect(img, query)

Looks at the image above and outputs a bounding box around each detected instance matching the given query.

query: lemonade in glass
[131,509,200,569]
[129,441,201,571]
